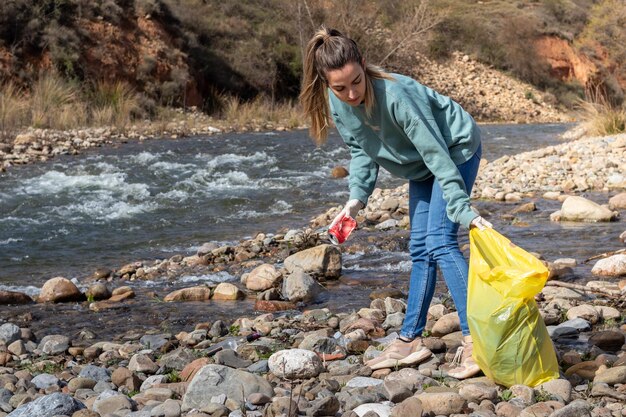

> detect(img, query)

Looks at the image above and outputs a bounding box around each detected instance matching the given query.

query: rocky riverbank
[1,129,625,416]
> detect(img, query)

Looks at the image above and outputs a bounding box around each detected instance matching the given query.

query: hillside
[0,0,624,124]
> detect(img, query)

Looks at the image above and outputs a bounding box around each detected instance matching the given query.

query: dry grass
[219,94,303,128]
[0,73,141,135]
[578,99,626,136]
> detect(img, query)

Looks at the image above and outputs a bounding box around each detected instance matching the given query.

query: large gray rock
[181,365,273,412]
[284,244,341,278]
[268,348,324,379]
[282,270,325,302]
[245,263,282,291]
[0,323,20,344]
[38,276,84,302]
[79,364,111,382]
[38,334,70,355]
[31,373,60,390]
[548,399,591,417]
[7,393,85,417]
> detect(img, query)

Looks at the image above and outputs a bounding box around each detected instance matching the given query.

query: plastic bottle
[205,332,261,357]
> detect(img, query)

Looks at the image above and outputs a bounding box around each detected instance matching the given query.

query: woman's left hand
[470,216,493,230]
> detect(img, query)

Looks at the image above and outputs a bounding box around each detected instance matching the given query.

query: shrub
[578,98,626,136]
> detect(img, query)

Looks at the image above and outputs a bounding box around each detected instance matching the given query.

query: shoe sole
[368,349,432,370]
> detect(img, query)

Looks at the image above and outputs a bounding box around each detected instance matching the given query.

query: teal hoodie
[329,73,481,228]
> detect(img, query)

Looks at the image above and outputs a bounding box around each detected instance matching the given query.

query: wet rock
[0,323,21,344]
[284,244,342,278]
[6,392,85,417]
[608,192,626,210]
[254,299,297,312]
[245,263,282,291]
[282,269,325,302]
[369,288,404,300]
[38,276,84,303]
[0,291,33,305]
[163,286,212,302]
[331,166,349,178]
[591,254,626,277]
[181,365,273,412]
[85,282,111,301]
[211,282,244,300]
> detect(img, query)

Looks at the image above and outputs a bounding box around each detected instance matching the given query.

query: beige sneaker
[365,337,432,370]
[446,335,481,379]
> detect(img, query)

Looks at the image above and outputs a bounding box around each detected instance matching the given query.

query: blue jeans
[400,144,482,339]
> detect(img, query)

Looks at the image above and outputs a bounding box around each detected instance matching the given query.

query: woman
[299,27,492,379]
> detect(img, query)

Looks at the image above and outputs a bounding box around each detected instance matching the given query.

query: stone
[85,282,111,300]
[559,196,618,222]
[68,377,97,393]
[245,264,282,291]
[140,334,170,350]
[254,299,296,312]
[111,367,141,391]
[566,305,600,324]
[509,385,534,406]
[38,334,70,354]
[588,331,625,352]
[591,254,626,277]
[0,323,21,344]
[214,349,252,368]
[353,403,393,417]
[181,365,273,412]
[565,361,600,380]
[608,192,626,210]
[459,383,498,403]
[150,398,181,417]
[92,390,134,415]
[268,349,324,379]
[593,366,626,385]
[284,244,342,278]
[140,375,168,392]
[158,347,197,371]
[307,395,340,416]
[129,354,159,374]
[495,402,523,417]
[0,291,33,305]
[163,286,212,302]
[519,401,563,417]
[31,373,60,390]
[548,399,591,417]
[431,312,461,336]
[346,377,384,388]
[6,392,85,417]
[415,392,466,416]
[211,282,244,300]
[331,166,349,178]
[38,276,84,302]
[391,397,423,417]
[536,379,572,403]
[79,365,112,382]
[282,269,324,302]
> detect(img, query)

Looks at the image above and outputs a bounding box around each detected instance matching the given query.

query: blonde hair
[299,27,393,145]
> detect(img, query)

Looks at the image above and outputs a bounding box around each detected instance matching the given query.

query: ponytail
[299,27,393,145]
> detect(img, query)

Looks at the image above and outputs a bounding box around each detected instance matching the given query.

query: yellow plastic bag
[467,228,559,387]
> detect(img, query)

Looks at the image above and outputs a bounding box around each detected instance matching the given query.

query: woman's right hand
[470,216,493,230]
[330,199,364,228]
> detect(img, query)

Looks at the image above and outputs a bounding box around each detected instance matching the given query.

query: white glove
[470,216,493,230]
[330,199,364,228]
